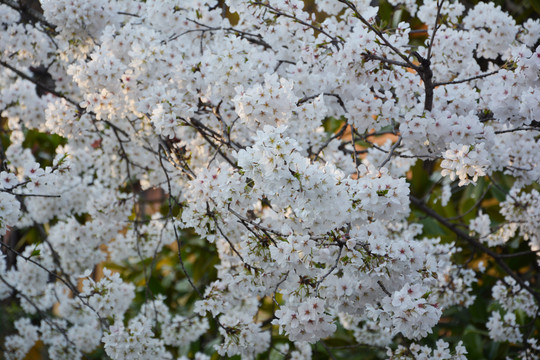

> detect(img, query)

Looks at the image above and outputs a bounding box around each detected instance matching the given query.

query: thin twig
[377,280,392,297]
[409,195,540,304]
[378,135,402,169]
[0,60,78,107]
[212,212,260,271]
[313,122,349,162]
[0,275,87,356]
[0,241,74,292]
[426,0,445,61]
[363,52,419,70]
[0,0,57,29]
[251,1,343,49]
[445,184,492,221]
[351,125,360,178]
[433,69,500,87]
[337,0,416,68]
[158,144,203,298]
[320,341,338,360]
[315,245,343,294]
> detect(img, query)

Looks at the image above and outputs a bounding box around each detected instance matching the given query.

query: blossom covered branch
[0,0,539,359]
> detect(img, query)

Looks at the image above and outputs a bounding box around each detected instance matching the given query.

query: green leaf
[22,129,67,166]
[323,116,345,133]
[409,159,432,197]
[490,185,507,202]
[463,325,486,359]
[413,210,447,236]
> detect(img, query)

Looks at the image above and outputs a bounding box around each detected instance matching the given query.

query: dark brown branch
[0,60,78,107]
[409,195,540,304]
[378,135,402,169]
[497,250,540,258]
[351,125,360,178]
[0,0,56,30]
[377,280,392,297]
[315,244,343,294]
[0,241,73,291]
[426,0,445,61]
[9,192,61,198]
[433,69,500,87]
[411,51,434,112]
[297,93,347,112]
[117,11,140,17]
[362,52,419,70]
[445,184,492,221]
[319,341,338,360]
[212,214,260,271]
[495,126,540,134]
[187,118,238,168]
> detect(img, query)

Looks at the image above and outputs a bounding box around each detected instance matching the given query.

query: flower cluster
[500,187,540,251]
[486,277,538,343]
[3,318,39,360]
[103,318,171,360]
[0,191,20,236]
[274,297,336,343]
[81,269,136,319]
[440,142,491,186]
[369,284,442,340]
[387,339,468,360]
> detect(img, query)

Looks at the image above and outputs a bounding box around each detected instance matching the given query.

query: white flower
[441,142,491,186]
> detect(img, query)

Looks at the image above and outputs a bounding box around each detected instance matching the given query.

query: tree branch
[409,195,540,304]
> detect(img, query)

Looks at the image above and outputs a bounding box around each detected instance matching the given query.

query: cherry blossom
[0,0,539,358]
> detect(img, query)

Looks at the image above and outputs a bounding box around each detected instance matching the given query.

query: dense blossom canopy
[0,0,539,359]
